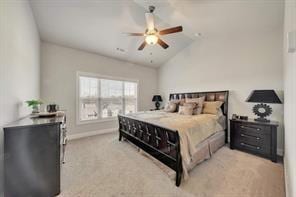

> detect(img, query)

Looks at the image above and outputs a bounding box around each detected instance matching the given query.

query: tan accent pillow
[185,96,205,115]
[202,101,224,115]
[178,105,193,115]
[164,102,177,113]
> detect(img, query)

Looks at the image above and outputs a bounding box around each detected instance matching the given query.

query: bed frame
[118,90,229,186]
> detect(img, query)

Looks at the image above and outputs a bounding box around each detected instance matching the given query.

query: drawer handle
[240,125,261,131]
[240,142,261,150]
[240,134,260,140]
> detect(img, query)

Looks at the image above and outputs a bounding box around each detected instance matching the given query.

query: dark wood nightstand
[230,119,278,162]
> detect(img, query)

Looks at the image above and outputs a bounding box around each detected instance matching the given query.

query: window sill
[76,117,117,125]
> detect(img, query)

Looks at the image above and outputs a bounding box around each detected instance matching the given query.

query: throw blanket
[125,111,223,179]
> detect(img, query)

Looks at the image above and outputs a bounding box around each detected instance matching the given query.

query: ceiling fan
[125,6,183,50]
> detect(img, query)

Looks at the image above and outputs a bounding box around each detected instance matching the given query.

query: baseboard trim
[284,156,290,197]
[68,128,117,140]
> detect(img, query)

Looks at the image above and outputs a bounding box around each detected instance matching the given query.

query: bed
[118,91,229,186]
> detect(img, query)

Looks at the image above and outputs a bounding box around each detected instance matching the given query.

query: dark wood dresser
[3,115,66,197]
[230,119,278,162]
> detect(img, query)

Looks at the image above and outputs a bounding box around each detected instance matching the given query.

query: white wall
[0,0,40,195]
[40,42,158,135]
[284,0,296,196]
[158,31,284,154]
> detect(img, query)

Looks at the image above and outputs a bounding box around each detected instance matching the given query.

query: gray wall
[40,42,158,135]
[158,25,284,154]
[283,0,296,196]
[0,0,40,195]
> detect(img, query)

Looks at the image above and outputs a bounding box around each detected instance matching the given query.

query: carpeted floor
[59,132,285,197]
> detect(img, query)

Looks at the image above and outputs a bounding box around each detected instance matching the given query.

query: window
[77,72,138,123]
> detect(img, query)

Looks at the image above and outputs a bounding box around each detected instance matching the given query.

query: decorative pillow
[183,102,197,114]
[217,108,224,117]
[170,99,185,105]
[178,105,194,115]
[170,99,185,112]
[184,102,197,108]
[185,96,205,115]
[202,101,224,115]
[164,102,177,113]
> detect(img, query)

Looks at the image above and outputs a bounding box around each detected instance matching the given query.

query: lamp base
[254,117,270,122]
[252,103,272,123]
[155,101,160,110]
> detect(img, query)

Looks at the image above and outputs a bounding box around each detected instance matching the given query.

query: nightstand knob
[256,137,260,140]
[256,147,260,150]
[256,128,260,131]
[240,126,245,128]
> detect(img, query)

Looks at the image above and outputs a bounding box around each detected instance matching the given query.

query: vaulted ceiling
[30,0,284,67]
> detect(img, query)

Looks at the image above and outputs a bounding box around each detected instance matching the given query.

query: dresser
[3,115,67,197]
[230,119,278,162]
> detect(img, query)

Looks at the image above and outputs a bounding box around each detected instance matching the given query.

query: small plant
[26,100,43,113]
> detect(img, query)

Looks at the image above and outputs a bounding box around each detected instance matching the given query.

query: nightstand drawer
[235,123,270,136]
[235,141,270,155]
[233,131,271,155]
[238,132,270,147]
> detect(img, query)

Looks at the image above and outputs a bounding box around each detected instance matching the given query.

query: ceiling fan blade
[157,38,169,49]
[159,26,183,35]
[138,41,147,50]
[145,13,155,31]
[124,33,144,36]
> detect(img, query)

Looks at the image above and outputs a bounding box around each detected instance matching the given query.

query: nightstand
[230,119,278,162]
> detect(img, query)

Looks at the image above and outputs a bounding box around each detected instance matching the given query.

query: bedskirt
[131,131,225,182]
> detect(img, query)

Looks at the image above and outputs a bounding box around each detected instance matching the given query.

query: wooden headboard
[169,90,229,142]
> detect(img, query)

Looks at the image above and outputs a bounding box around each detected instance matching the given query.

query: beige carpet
[59,133,285,197]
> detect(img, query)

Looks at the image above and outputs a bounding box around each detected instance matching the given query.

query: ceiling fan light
[145,34,158,45]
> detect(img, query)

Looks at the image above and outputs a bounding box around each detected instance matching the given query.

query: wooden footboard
[118,114,183,186]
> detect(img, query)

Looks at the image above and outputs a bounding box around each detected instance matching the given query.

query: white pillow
[170,99,185,112]
[217,108,224,117]
[164,102,177,113]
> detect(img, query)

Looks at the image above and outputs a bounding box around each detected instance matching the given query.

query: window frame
[76,71,139,125]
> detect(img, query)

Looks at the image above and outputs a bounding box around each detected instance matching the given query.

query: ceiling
[30,0,284,67]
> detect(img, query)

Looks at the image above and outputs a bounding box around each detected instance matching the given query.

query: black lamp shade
[246,90,282,104]
[152,95,162,102]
